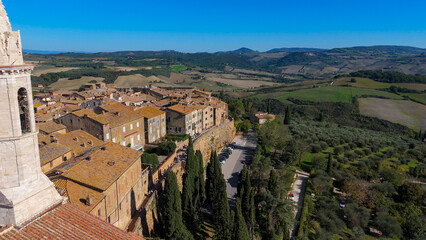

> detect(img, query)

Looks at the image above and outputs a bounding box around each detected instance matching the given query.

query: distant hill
[24,49,94,54]
[215,47,258,55]
[266,47,327,53]
[25,45,426,79]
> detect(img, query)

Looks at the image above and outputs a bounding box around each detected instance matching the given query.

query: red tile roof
[0,204,144,240]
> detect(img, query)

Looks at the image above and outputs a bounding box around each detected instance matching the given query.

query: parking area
[220,130,257,208]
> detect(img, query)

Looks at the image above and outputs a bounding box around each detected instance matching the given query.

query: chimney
[107,161,115,166]
[85,195,93,206]
[50,135,57,143]
[85,156,91,161]
[100,146,106,151]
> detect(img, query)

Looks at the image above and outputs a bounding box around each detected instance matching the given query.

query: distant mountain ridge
[266,47,328,53]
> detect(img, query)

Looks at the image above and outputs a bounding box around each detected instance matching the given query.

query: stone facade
[194,120,236,166]
[0,1,62,226]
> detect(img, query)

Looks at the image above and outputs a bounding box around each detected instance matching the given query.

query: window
[63,156,67,162]
[18,88,30,134]
[137,134,141,141]
[157,120,160,127]
[112,138,116,143]
[98,209,101,216]
[119,203,122,210]
[123,126,126,132]
[106,133,110,140]
[122,141,126,146]
[162,118,165,122]
[150,127,152,134]
[130,124,133,130]
[50,162,53,169]
[137,122,140,127]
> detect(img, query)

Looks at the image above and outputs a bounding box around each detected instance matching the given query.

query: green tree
[206,151,232,240]
[284,106,291,125]
[397,182,423,204]
[237,166,255,238]
[233,199,250,240]
[160,171,193,240]
[268,170,280,198]
[281,139,300,166]
[141,152,159,171]
[181,138,201,234]
[196,150,205,208]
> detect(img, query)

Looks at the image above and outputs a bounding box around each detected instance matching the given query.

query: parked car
[339,200,346,208]
[289,193,295,201]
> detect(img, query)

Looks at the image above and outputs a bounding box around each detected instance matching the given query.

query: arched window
[18,88,30,134]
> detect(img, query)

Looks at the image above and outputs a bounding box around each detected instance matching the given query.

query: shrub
[373,213,402,238]
[354,150,364,157]
[142,152,160,171]
[311,143,322,153]
[312,156,327,171]
[158,141,177,155]
[334,146,344,155]
[319,141,328,150]
[363,148,372,155]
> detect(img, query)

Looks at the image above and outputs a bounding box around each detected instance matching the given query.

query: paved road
[290,170,310,237]
[221,131,257,208]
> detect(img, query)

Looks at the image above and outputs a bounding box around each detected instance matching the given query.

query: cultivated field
[403,93,426,105]
[49,77,104,90]
[115,74,155,88]
[33,67,80,76]
[334,77,426,91]
[254,86,403,103]
[359,98,426,130]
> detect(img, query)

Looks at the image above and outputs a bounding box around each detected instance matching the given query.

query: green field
[171,65,188,73]
[254,86,403,103]
[335,77,392,89]
[403,93,426,105]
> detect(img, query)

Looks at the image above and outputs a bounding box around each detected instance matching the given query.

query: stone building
[166,104,203,137]
[0,2,145,239]
[52,142,149,230]
[0,1,63,226]
[37,121,67,135]
[137,106,167,144]
[58,103,145,150]
[251,112,276,125]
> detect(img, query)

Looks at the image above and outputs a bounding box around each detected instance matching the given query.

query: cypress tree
[160,171,193,240]
[182,138,201,234]
[233,199,250,240]
[284,106,291,125]
[206,151,231,240]
[268,170,280,198]
[196,150,205,208]
[237,166,255,237]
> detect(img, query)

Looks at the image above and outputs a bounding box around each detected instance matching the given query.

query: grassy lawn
[260,86,403,103]
[171,64,188,73]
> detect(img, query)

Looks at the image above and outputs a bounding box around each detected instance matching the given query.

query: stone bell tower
[0,0,62,227]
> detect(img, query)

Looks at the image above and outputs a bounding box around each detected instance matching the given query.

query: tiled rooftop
[39,143,71,165]
[167,104,202,115]
[37,121,66,134]
[72,103,144,128]
[137,106,165,119]
[0,204,144,240]
[51,130,104,156]
[63,142,142,191]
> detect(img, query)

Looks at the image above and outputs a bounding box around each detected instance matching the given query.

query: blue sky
[4,0,426,52]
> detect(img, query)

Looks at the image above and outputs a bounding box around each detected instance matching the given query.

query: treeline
[347,70,426,83]
[220,94,411,135]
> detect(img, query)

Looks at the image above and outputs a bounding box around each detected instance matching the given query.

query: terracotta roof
[72,103,144,128]
[167,104,202,115]
[64,180,104,212]
[63,142,142,191]
[0,204,144,240]
[37,121,66,134]
[137,106,165,119]
[51,130,104,156]
[39,143,71,166]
